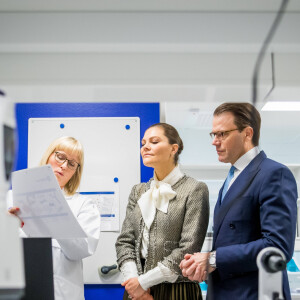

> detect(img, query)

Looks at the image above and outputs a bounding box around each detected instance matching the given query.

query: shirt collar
[234,146,260,172]
[154,165,184,186]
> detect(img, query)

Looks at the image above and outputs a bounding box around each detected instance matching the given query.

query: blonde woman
[8,136,100,300]
[116,123,209,300]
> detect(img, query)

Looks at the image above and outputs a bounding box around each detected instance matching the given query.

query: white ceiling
[0,12,300,54]
[0,0,299,102]
[0,0,300,12]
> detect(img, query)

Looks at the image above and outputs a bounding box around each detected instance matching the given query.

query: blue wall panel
[15,102,160,183]
[84,284,125,300]
[15,102,160,300]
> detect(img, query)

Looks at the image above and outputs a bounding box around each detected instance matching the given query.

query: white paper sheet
[81,186,120,232]
[11,165,87,238]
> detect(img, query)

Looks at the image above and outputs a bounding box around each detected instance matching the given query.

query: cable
[263,52,276,101]
[252,0,289,107]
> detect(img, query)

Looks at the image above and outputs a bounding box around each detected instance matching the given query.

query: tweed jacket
[116,175,209,281]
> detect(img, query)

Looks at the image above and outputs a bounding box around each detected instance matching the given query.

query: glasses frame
[54,151,80,170]
[209,128,240,140]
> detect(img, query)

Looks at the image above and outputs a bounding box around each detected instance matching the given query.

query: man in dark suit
[180,102,297,300]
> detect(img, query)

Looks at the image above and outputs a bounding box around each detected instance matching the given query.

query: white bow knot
[138,180,177,229]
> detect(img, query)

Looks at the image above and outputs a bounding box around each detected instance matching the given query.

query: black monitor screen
[3,125,15,180]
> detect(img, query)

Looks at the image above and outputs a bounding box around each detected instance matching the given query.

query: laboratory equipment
[0,90,25,299]
[257,247,286,300]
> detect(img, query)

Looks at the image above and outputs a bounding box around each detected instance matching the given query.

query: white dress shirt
[229,146,260,189]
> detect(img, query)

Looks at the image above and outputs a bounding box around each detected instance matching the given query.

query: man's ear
[244,127,254,141]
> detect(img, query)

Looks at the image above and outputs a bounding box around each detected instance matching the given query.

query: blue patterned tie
[221,166,236,203]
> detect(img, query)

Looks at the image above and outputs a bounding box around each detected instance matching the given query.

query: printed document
[12,165,87,238]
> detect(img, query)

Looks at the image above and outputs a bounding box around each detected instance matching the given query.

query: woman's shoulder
[130,181,151,195]
[67,192,100,214]
[175,175,206,187]
[173,175,208,194]
[67,192,92,206]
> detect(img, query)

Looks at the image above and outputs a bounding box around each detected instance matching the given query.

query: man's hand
[121,277,146,299]
[180,252,215,282]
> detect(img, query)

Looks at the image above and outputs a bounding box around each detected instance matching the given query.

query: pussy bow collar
[138,165,183,229]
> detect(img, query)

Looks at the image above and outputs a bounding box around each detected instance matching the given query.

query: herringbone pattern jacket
[115,175,209,281]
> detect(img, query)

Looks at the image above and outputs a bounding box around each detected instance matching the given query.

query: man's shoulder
[258,155,295,180]
[260,155,288,171]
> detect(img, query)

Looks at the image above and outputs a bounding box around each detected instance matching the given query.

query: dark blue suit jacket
[207,151,297,300]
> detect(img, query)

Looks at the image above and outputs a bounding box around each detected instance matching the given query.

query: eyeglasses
[54,151,80,170]
[209,128,239,140]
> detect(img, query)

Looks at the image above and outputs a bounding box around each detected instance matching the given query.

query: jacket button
[229,223,235,229]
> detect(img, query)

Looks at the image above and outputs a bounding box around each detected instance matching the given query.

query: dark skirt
[123,282,202,300]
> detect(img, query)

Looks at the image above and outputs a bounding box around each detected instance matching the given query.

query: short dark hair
[214,102,261,146]
[147,123,184,165]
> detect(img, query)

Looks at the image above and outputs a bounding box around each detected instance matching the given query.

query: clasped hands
[121,277,153,300]
[179,252,215,282]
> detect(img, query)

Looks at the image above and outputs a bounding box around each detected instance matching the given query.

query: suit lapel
[212,151,267,248]
[213,185,224,217]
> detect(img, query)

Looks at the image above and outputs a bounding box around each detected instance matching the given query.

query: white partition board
[28,117,140,284]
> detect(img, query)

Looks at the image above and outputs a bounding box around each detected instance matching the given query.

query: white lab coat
[52,193,100,300]
[7,191,101,300]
